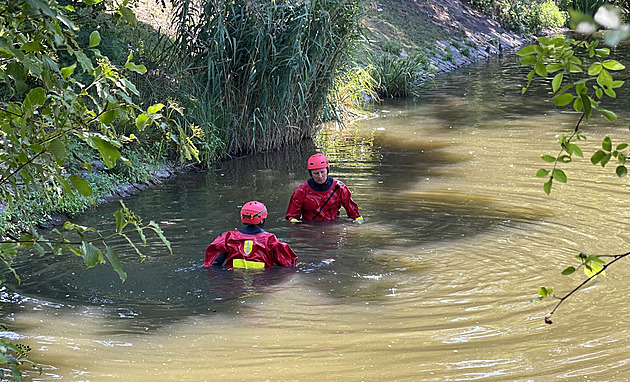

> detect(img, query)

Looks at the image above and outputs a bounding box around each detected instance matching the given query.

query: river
[3,45,630,381]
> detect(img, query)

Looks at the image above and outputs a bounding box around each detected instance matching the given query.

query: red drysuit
[285,177,361,222]
[204,227,297,268]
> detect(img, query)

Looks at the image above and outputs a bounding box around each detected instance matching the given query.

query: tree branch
[545,251,630,324]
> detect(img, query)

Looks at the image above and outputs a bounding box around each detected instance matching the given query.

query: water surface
[4,47,630,381]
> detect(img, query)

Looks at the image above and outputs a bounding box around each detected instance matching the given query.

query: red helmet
[240,201,268,225]
[307,153,329,170]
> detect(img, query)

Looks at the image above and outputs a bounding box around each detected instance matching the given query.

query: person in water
[204,201,298,269]
[285,153,363,223]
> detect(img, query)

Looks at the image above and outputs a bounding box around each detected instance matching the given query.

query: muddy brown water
[4,47,630,380]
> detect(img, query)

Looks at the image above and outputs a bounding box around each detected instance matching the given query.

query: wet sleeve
[271,236,298,267]
[285,187,305,221]
[340,185,361,219]
[204,232,228,267]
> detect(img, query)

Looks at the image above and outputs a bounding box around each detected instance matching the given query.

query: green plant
[559,0,606,16]
[169,0,364,155]
[454,41,472,57]
[326,64,379,121]
[367,51,430,98]
[519,5,630,324]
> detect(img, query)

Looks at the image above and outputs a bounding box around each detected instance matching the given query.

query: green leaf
[597,69,613,89]
[561,266,576,275]
[541,154,556,163]
[135,113,150,130]
[602,136,612,151]
[559,154,572,163]
[573,95,583,112]
[147,103,165,114]
[89,31,101,48]
[114,209,127,233]
[23,87,46,111]
[616,143,628,151]
[534,61,547,77]
[584,263,605,278]
[60,63,76,79]
[124,61,147,74]
[602,59,625,71]
[54,174,73,195]
[595,87,603,99]
[616,165,627,178]
[552,73,563,93]
[517,45,540,56]
[538,287,550,297]
[595,48,610,57]
[48,138,66,164]
[80,242,103,268]
[148,221,172,254]
[520,56,537,66]
[581,93,592,119]
[137,226,147,245]
[587,62,602,76]
[543,179,552,195]
[69,175,93,197]
[20,41,42,52]
[99,110,117,125]
[90,137,121,169]
[599,108,617,122]
[552,169,567,183]
[0,243,19,258]
[104,246,127,282]
[546,63,563,73]
[569,144,583,158]
[554,93,574,106]
[119,6,137,25]
[536,168,549,177]
[74,51,94,73]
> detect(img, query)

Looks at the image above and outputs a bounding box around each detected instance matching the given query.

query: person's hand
[289,218,302,223]
[353,216,364,224]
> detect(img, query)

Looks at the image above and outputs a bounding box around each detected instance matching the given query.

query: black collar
[239,225,265,234]
[308,177,333,191]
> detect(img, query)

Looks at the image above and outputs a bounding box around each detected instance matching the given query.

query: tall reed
[169,0,363,157]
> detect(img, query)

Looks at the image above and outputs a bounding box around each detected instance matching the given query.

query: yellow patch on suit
[233,240,264,269]
[243,240,253,255]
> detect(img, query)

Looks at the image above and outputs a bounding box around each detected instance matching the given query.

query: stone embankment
[424,3,529,75]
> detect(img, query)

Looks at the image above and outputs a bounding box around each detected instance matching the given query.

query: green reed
[168,0,363,158]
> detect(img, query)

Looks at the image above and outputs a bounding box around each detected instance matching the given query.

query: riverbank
[363,0,529,77]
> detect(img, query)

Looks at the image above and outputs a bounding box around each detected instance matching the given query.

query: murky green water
[4,46,630,380]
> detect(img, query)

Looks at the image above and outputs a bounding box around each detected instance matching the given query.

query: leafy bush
[366,51,431,98]
[469,0,567,36]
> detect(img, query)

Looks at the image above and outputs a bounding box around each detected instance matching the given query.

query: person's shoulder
[333,178,346,188]
[294,180,310,192]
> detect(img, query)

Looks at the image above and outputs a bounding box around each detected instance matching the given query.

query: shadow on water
[4,50,594,329]
[3,121,553,330]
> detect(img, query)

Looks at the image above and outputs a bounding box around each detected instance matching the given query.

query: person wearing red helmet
[204,201,298,269]
[285,153,363,223]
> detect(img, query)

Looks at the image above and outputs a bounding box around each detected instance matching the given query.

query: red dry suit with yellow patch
[285,177,361,222]
[203,226,297,269]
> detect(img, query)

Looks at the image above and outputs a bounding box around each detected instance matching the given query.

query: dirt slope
[365,0,529,72]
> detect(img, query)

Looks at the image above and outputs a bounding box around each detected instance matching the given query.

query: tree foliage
[0,0,182,376]
[519,4,630,324]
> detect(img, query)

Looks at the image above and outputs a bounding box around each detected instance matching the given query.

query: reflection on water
[4,47,630,380]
